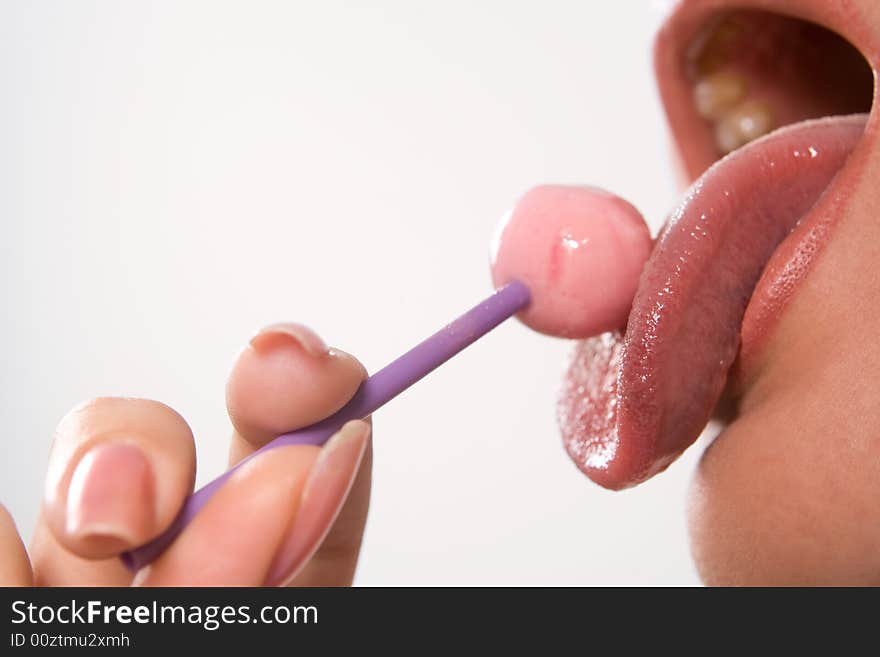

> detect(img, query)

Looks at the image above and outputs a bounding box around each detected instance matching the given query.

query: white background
[0,1,704,585]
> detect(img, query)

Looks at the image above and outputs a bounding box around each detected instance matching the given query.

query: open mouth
[559,0,877,489]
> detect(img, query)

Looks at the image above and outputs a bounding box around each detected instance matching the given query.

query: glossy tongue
[559,115,866,489]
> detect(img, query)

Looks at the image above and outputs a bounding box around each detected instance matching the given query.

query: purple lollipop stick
[120,280,530,571]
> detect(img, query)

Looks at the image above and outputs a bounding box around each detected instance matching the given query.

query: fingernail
[265,421,370,586]
[249,323,329,357]
[65,443,155,547]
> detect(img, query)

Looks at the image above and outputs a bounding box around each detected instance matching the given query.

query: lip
[654,0,879,379]
[558,0,880,489]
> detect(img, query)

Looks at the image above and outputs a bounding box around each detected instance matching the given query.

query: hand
[0,323,371,586]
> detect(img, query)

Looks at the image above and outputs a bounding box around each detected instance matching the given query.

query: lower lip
[559,114,866,490]
[737,119,874,378]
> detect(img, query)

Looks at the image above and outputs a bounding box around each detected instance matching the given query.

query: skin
[668,0,880,586]
[2,1,879,587]
[689,164,880,586]
[0,323,373,586]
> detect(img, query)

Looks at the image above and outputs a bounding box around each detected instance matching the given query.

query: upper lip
[653,0,879,181]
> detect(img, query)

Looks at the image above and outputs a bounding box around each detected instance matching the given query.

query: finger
[35,398,196,568]
[227,323,367,462]
[0,505,33,586]
[135,444,319,586]
[265,420,372,586]
[225,324,372,587]
[30,512,131,586]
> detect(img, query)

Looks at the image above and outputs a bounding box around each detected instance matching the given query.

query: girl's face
[666,0,880,585]
[569,0,880,584]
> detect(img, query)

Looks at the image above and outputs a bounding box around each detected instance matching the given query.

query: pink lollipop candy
[491,184,652,338]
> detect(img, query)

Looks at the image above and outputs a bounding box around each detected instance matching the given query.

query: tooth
[714,100,774,154]
[693,71,747,120]
[715,117,746,154]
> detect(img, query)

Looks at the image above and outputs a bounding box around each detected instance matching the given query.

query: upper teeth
[692,72,775,154]
[694,71,747,120]
[714,99,774,154]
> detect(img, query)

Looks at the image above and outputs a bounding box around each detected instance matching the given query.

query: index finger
[226,322,367,463]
